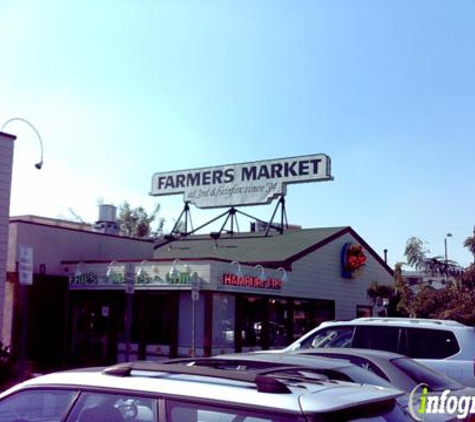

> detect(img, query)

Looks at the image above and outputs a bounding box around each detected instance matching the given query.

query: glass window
[241,296,267,349]
[299,326,354,350]
[404,328,460,359]
[166,399,302,422]
[0,389,77,422]
[353,326,400,353]
[268,298,288,348]
[212,293,235,348]
[66,392,156,422]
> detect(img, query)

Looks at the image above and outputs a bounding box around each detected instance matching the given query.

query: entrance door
[69,292,120,366]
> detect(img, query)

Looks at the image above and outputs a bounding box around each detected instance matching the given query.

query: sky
[1,0,474,269]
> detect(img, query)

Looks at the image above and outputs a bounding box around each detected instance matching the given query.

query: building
[6,209,393,371]
[0,132,15,345]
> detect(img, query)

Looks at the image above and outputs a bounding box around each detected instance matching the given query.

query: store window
[268,298,288,348]
[239,296,267,350]
[212,293,235,353]
[356,305,372,318]
[293,299,334,341]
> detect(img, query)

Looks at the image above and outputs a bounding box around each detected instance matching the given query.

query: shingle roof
[153,226,351,268]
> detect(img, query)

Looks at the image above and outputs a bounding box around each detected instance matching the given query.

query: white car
[0,360,412,421]
[282,317,475,387]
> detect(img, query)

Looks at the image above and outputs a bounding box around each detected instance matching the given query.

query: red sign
[222,273,282,290]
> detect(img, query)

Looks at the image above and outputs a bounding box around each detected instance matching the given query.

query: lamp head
[35,161,43,170]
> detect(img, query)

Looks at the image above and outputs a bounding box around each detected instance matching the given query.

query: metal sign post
[18,245,33,381]
[124,263,135,362]
[19,245,33,286]
[191,272,200,357]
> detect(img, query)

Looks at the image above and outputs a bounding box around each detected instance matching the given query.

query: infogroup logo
[409,383,475,420]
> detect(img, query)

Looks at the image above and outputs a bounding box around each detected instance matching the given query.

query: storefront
[64,225,392,364]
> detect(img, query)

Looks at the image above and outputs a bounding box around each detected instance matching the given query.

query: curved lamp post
[169,258,181,278]
[1,117,44,169]
[254,264,266,281]
[276,267,288,283]
[230,260,243,277]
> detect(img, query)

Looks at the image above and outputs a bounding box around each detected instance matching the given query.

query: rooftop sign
[150,153,332,208]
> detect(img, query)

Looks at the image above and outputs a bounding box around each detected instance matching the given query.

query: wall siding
[0,133,14,343]
[208,232,392,320]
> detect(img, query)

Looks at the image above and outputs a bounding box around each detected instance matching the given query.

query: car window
[403,328,460,359]
[66,392,156,422]
[392,357,462,391]
[352,326,400,353]
[298,326,354,350]
[166,399,303,422]
[0,388,77,422]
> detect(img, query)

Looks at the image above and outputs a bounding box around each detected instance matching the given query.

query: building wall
[0,133,15,344]
[288,232,393,320]
[4,219,155,347]
[208,232,392,319]
[7,221,155,275]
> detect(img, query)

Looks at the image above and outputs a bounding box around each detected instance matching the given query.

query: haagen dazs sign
[150,154,333,209]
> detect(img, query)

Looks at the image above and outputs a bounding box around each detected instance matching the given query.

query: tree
[404,237,463,278]
[404,237,428,270]
[396,234,475,325]
[117,201,165,238]
[463,233,475,263]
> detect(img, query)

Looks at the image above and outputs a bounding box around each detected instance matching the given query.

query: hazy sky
[1,0,474,268]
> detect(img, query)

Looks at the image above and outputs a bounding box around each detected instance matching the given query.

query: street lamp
[1,117,44,169]
[444,233,453,262]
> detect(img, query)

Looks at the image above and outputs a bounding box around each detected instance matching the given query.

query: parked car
[295,347,467,393]
[169,353,459,421]
[0,360,412,421]
[168,352,398,389]
[281,317,475,387]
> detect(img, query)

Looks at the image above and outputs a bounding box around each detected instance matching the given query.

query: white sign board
[19,245,33,285]
[150,154,333,209]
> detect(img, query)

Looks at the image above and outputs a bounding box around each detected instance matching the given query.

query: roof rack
[103,362,292,394]
[354,317,465,327]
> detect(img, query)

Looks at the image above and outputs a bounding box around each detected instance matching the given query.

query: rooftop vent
[94,204,119,235]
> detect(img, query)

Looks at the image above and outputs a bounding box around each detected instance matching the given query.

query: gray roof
[153,226,357,268]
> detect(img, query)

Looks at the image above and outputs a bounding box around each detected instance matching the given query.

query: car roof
[2,361,403,415]
[320,317,472,330]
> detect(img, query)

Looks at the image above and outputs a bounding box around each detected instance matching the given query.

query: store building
[3,153,393,371]
[6,210,393,371]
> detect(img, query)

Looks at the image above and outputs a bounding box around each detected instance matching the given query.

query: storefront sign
[69,264,195,289]
[150,154,333,208]
[341,242,367,279]
[222,273,282,290]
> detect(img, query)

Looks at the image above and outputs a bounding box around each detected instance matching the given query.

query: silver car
[0,360,412,421]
